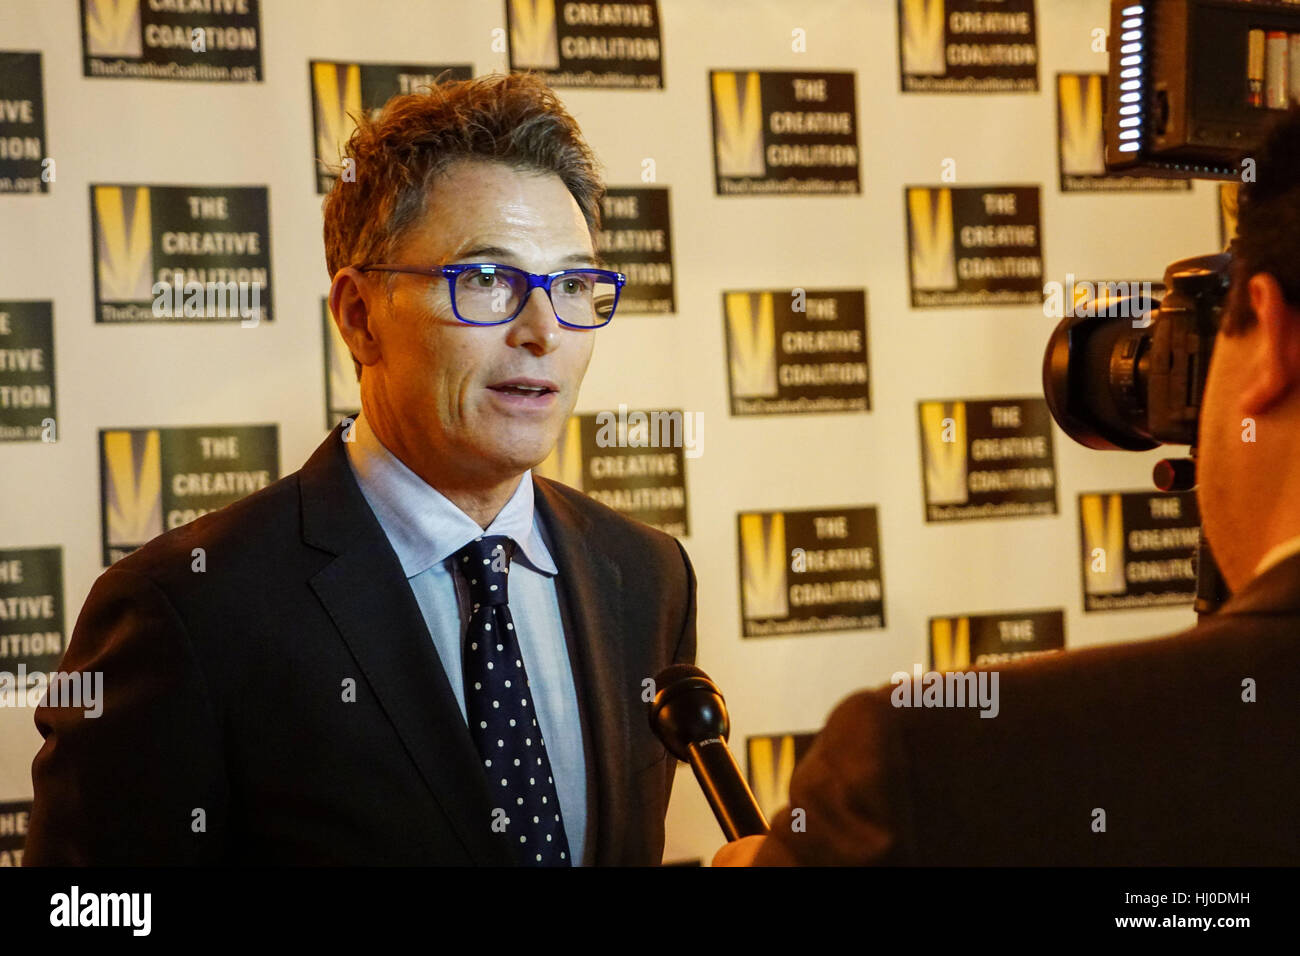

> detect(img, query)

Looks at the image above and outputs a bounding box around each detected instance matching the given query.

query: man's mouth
[488,377,559,397]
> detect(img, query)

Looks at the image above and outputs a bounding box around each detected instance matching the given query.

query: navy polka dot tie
[454,535,571,866]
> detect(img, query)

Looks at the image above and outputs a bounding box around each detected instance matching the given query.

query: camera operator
[714,107,1300,867]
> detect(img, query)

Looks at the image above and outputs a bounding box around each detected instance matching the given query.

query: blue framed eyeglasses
[357,262,626,329]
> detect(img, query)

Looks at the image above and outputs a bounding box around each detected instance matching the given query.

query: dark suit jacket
[754,551,1300,866]
[25,423,697,865]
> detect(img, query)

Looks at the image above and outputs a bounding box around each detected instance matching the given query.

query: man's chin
[479,441,556,478]
[464,416,565,476]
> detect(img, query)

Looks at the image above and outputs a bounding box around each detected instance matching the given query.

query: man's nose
[506,287,562,354]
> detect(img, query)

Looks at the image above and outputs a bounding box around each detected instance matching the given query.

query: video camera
[1043,250,1228,474]
[1042,0,1300,612]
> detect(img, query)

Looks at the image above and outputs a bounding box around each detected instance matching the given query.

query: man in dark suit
[26,73,696,866]
[716,110,1300,867]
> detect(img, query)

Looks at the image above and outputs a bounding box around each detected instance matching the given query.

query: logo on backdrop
[0,548,64,680]
[0,52,49,194]
[1056,73,1189,193]
[507,0,663,89]
[898,0,1039,92]
[0,301,56,442]
[710,70,860,196]
[99,425,278,565]
[1219,183,1239,248]
[905,185,1043,306]
[90,184,271,323]
[0,800,31,867]
[723,289,871,415]
[597,187,675,314]
[928,609,1065,670]
[309,60,472,194]
[738,506,885,637]
[1079,490,1200,612]
[322,299,360,430]
[917,397,1057,522]
[535,409,692,536]
[80,0,263,82]
[746,733,817,822]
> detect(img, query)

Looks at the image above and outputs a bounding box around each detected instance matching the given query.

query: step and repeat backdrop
[0,0,1227,866]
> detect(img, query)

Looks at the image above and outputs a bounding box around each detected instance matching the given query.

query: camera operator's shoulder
[804,605,1297,730]
[964,601,1300,698]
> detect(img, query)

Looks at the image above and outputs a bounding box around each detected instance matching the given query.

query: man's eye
[560,277,589,295]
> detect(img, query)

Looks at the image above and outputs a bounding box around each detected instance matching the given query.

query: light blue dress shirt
[343,412,588,864]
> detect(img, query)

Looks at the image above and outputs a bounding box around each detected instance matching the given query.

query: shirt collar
[343,412,558,578]
[1253,533,1300,581]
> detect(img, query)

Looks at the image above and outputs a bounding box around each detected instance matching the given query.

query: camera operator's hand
[711,834,765,867]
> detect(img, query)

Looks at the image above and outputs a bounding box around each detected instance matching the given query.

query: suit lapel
[532,476,629,866]
[1216,550,1300,617]
[299,425,514,864]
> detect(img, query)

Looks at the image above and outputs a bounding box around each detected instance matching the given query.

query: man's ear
[1239,272,1300,416]
[329,267,383,371]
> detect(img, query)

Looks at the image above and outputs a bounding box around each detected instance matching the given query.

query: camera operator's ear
[1239,273,1300,417]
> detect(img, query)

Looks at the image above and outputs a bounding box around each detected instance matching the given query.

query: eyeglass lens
[454,266,617,325]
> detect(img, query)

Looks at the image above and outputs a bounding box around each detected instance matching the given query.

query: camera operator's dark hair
[1225,106,1300,335]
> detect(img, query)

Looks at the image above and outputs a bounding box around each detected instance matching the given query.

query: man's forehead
[397,164,599,268]
[444,239,598,269]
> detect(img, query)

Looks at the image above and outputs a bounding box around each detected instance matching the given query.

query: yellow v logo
[901,0,945,75]
[726,292,777,398]
[85,0,141,57]
[930,617,972,671]
[747,735,799,820]
[536,415,584,490]
[920,400,967,505]
[908,188,957,290]
[103,429,163,547]
[1081,493,1127,594]
[312,62,363,177]
[712,71,764,178]
[510,0,559,69]
[1058,74,1105,176]
[95,186,153,301]
[740,512,788,619]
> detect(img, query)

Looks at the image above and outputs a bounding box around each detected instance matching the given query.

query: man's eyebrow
[451,243,606,269]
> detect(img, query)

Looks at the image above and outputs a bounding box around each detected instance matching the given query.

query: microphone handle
[687,737,770,840]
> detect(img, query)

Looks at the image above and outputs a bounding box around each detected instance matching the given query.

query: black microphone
[649,664,769,840]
